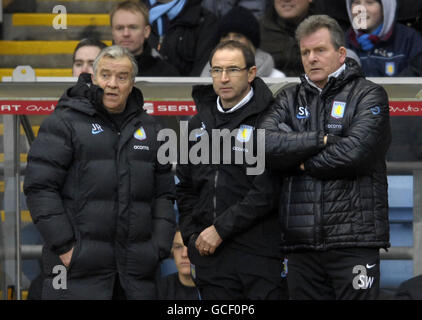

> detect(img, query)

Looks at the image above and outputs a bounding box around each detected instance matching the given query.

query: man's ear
[339,46,347,64]
[144,25,151,39]
[91,73,96,84]
[248,66,257,84]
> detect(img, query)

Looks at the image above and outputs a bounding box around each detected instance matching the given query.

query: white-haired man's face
[92,56,134,114]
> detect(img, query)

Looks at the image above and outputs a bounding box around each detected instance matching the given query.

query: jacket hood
[346,0,396,40]
[255,49,276,77]
[192,77,274,126]
[57,73,144,116]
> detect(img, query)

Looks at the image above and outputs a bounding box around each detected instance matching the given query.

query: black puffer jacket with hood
[24,74,176,299]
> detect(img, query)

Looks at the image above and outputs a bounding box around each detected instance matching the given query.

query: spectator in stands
[260,0,314,76]
[400,52,422,76]
[201,0,267,19]
[23,45,176,299]
[141,0,218,76]
[157,229,199,299]
[260,15,391,299]
[177,40,287,300]
[200,6,285,78]
[395,275,422,299]
[72,38,107,77]
[345,0,422,76]
[110,1,180,76]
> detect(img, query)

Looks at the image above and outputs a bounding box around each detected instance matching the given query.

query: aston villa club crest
[236,125,253,143]
[385,62,395,76]
[331,101,346,119]
[134,126,147,141]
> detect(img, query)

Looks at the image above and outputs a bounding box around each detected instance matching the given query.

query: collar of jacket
[57,73,144,119]
[135,42,157,72]
[299,58,364,96]
[164,0,203,28]
[191,77,274,130]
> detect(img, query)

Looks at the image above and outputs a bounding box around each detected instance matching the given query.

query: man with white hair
[24,45,176,300]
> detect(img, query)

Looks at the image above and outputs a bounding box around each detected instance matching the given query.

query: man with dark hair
[110,0,179,76]
[24,45,176,299]
[141,0,218,76]
[177,40,287,300]
[200,6,285,78]
[260,15,391,300]
[72,38,107,77]
[157,228,199,300]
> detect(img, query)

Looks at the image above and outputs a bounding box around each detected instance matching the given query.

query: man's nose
[220,70,230,82]
[123,27,130,36]
[107,76,118,87]
[182,246,188,258]
[308,51,317,63]
[81,63,90,74]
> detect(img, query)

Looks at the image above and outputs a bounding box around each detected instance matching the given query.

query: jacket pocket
[67,236,81,273]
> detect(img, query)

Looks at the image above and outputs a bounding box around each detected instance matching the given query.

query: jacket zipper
[213,168,219,220]
[316,93,325,247]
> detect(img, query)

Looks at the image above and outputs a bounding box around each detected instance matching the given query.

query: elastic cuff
[53,239,75,256]
[318,131,325,147]
[213,221,227,241]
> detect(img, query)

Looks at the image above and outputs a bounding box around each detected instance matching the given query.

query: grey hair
[93,45,138,80]
[295,15,346,50]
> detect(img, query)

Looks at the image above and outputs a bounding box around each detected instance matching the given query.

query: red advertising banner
[0,100,56,115]
[0,100,197,116]
[1,100,422,116]
[388,101,422,116]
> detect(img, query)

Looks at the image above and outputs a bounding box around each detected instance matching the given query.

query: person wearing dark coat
[345,0,422,77]
[260,15,391,300]
[400,51,422,76]
[177,41,287,300]
[142,0,218,76]
[111,1,180,76]
[259,0,315,76]
[395,275,422,300]
[23,45,176,300]
[201,0,267,19]
[134,42,180,77]
[157,229,199,300]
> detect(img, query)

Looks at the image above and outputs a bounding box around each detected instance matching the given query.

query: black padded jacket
[176,78,282,260]
[23,74,176,299]
[260,59,391,252]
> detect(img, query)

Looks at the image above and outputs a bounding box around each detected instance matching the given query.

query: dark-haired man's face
[211,48,256,109]
[72,46,102,77]
[300,27,346,89]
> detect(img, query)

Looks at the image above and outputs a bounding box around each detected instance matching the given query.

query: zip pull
[213,169,219,220]
[157,36,164,52]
